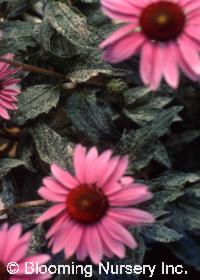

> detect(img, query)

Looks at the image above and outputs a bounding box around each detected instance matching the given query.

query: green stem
[0,56,66,80]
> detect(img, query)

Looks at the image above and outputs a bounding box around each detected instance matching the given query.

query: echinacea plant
[36,145,154,264]
[0,223,51,279]
[100,0,200,90]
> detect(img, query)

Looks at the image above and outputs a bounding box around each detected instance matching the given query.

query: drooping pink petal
[163,43,179,88]
[51,219,76,254]
[43,177,69,194]
[97,222,126,258]
[140,41,154,86]
[36,204,65,223]
[76,231,88,261]
[108,208,155,225]
[177,35,200,75]
[85,226,103,264]
[102,32,145,63]
[64,224,84,258]
[37,187,66,202]
[100,23,138,49]
[46,212,68,239]
[109,184,153,206]
[102,217,137,249]
[0,106,9,119]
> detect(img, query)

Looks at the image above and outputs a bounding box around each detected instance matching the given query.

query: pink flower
[100,0,200,90]
[36,144,154,264]
[0,53,21,120]
[0,223,51,279]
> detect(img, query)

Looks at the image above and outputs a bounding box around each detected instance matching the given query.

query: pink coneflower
[0,223,51,279]
[100,0,200,90]
[0,53,21,120]
[36,145,154,264]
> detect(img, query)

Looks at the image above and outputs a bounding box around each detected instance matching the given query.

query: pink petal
[0,106,9,120]
[38,187,66,202]
[76,231,88,261]
[120,176,134,185]
[95,150,113,185]
[73,144,86,183]
[178,35,200,75]
[184,0,200,13]
[0,94,17,102]
[51,164,78,189]
[51,219,75,254]
[8,236,31,262]
[102,31,145,63]
[3,224,23,263]
[108,208,155,225]
[103,156,128,193]
[100,23,138,49]
[102,217,137,249]
[64,224,83,258]
[175,42,200,80]
[36,204,65,223]
[0,99,16,110]
[46,212,68,239]
[98,156,119,186]
[43,177,69,194]
[85,147,98,184]
[163,43,179,88]
[109,184,153,206]
[140,41,154,85]
[0,53,14,73]
[85,226,103,264]
[97,222,125,258]
[1,78,21,87]
[149,44,164,90]
[101,0,140,22]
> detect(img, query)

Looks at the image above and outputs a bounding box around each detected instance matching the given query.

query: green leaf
[119,106,182,172]
[0,21,37,54]
[147,190,184,218]
[0,159,25,179]
[170,186,200,231]
[44,0,99,55]
[12,84,60,125]
[143,224,182,242]
[153,143,171,168]
[66,92,119,142]
[149,171,200,190]
[33,20,77,58]
[30,123,73,169]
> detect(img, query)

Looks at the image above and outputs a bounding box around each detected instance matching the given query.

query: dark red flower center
[140,1,186,41]
[0,262,9,280]
[67,185,109,224]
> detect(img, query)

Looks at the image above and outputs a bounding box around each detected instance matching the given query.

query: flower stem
[0,199,47,216]
[0,56,66,80]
